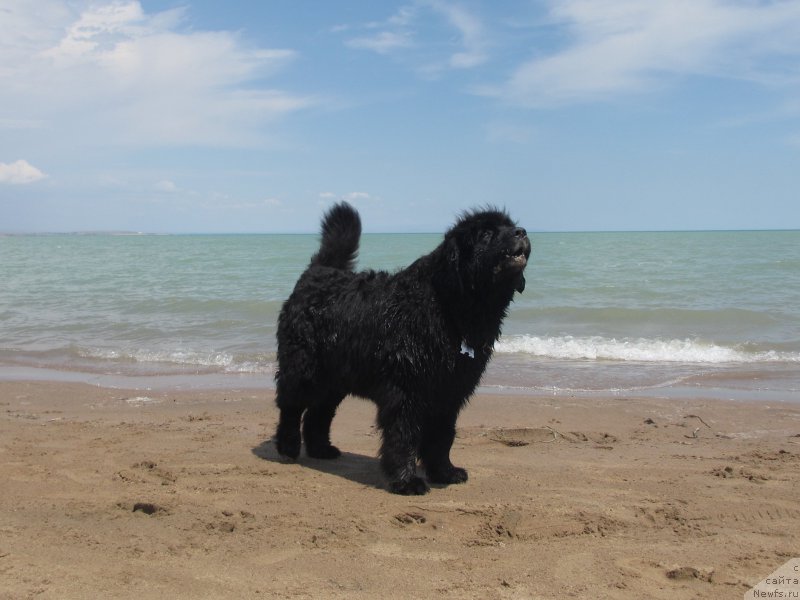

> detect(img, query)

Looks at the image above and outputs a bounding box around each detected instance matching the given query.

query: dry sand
[1,380,799,599]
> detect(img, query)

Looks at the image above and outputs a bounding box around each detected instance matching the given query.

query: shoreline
[1,364,799,403]
[2,379,799,598]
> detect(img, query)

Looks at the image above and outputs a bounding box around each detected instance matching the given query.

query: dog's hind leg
[274,379,305,460]
[303,392,344,459]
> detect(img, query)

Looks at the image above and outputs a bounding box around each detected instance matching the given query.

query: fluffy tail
[311,202,361,270]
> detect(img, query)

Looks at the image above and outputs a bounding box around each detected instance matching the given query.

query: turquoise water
[1,230,798,398]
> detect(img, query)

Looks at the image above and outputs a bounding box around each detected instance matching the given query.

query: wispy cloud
[430,1,488,69]
[341,1,488,71]
[342,191,374,202]
[0,159,48,184]
[346,31,413,54]
[487,0,800,108]
[0,1,313,147]
[154,180,178,193]
[319,191,378,204]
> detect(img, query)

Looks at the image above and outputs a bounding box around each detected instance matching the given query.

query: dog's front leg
[377,401,429,495]
[419,409,468,485]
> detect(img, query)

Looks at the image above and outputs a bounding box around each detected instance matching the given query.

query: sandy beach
[1,380,798,599]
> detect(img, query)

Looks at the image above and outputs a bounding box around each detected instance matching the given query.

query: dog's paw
[388,476,430,496]
[306,444,342,460]
[275,434,301,460]
[427,466,469,485]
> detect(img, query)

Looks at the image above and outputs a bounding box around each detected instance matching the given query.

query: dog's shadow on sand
[251,440,384,490]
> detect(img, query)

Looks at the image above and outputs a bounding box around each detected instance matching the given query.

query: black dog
[274,202,531,495]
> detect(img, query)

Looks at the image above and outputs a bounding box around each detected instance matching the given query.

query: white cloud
[0,159,47,184]
[154,180,178,192]
[343,1,487,70]
[40,1,148,65]
[319,191,377,203]
[491,0,800,107]
[0,1,313,147]
[343,192,372,201]
[346,31,412,54]
[211,196,283,210]
[387,5,418,28]
[430,1,488,69]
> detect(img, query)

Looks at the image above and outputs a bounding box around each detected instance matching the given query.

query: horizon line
[2,228,799,236]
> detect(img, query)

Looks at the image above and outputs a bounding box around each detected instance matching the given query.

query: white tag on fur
[460,341,475,359]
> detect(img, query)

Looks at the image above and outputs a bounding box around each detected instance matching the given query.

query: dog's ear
[446,236,464,294]
[434,235,463,296]
[514,273,526,293]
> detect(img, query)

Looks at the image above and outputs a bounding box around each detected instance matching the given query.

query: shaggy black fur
[273,202,531,495]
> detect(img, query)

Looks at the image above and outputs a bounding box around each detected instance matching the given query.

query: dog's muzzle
[501,228,531,272]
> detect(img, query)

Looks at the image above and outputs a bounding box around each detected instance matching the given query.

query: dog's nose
[514,227,527,238]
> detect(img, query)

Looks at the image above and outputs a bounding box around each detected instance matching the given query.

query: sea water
[1,230,798,399]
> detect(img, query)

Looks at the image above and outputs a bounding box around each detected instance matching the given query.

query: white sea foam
[77,347,273,374]
[80,347,235,367]
[125,396,161,405]
[495,335,800,364]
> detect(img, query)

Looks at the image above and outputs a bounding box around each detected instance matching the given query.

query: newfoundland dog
[274,202,531,495]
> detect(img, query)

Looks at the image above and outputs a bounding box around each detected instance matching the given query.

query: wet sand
[1,381,799,599]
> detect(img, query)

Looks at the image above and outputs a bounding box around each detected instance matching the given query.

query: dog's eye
[480,230,494,241]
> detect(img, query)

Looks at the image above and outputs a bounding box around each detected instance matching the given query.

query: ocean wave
[76,347,274,374]
[494,335,800,364]
[510,306,784,328]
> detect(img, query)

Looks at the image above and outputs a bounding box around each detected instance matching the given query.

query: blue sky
[1,0,799,233]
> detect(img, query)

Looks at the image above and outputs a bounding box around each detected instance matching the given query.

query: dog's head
[437,208,531,296]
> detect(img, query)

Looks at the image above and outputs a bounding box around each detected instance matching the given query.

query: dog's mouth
[504,246,528,268]
[497,240,531,273]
